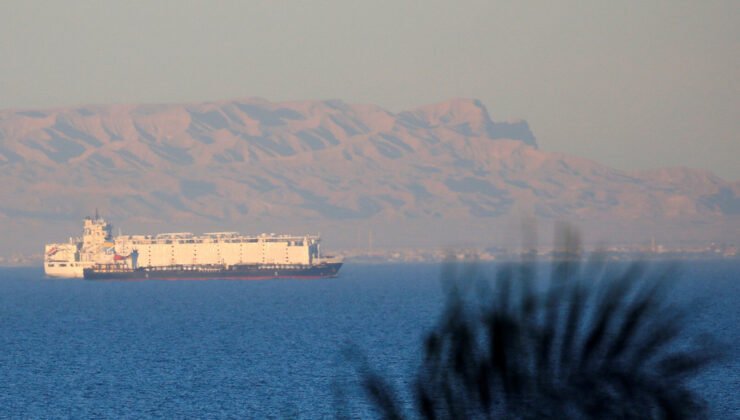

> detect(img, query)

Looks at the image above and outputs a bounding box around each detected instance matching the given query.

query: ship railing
[155,232,194,239]
[119,236,319,245]
[89,263,134,273]
[131,233,321,241]
[204,232,240,238]
[314,255,344,264]
[138,263,315,271]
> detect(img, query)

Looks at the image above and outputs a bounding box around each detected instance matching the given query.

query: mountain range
[0,97,738,256]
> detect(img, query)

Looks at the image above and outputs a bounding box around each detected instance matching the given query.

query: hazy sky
[2,1,738,180]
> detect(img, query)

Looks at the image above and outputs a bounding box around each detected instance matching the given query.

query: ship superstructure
[44,215,114,278]
[44,216,342,280]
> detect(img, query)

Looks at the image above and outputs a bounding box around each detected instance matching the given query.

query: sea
[0,261,738,419]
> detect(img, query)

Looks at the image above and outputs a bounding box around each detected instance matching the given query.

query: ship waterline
[44,215,342,280]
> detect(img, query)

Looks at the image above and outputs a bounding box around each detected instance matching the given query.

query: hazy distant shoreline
[3,244,737,268]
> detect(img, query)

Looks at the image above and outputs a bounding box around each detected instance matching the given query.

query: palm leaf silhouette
[358,225,718,419]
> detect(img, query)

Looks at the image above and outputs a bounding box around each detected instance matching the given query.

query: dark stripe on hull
[83,263,342,281]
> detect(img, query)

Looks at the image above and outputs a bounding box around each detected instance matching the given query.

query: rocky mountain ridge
[0,98,737,255]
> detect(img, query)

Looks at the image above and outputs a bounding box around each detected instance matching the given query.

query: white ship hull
[44,242,86,278]
[44,261,86,278]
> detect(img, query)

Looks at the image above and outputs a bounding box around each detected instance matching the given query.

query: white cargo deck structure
[114,231,322,267]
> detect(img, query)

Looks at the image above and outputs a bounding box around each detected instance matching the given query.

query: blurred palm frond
[360,226,719,420]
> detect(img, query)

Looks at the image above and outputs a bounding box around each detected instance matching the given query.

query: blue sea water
[0,261,738,419]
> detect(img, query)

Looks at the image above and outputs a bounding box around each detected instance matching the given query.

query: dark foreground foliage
[355,227,719,419]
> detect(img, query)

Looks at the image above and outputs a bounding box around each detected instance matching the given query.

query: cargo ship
[44,214,342,280]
